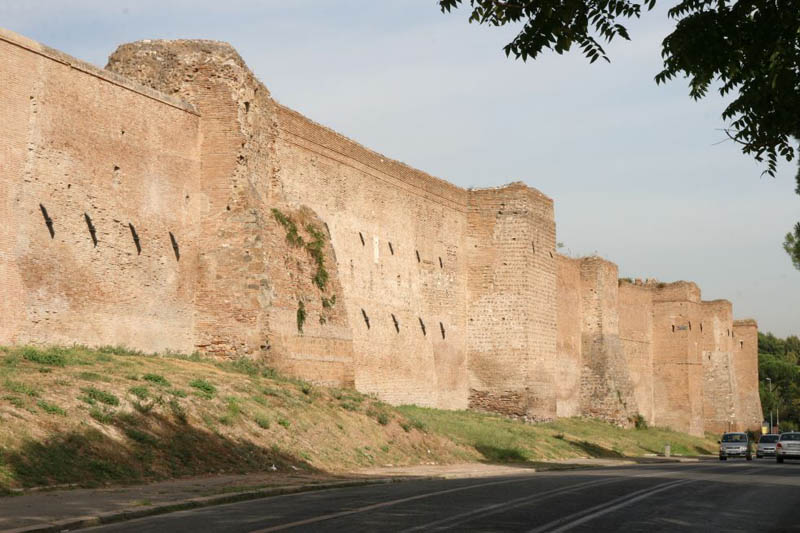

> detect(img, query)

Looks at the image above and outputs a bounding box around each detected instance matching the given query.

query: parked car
[757,434,780,458]
[719,432,752,461]
[776,432,800,463]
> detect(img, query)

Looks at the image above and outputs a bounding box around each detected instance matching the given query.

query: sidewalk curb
[1,477,431,533]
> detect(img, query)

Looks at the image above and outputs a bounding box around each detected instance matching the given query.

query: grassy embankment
[0,345,716,493]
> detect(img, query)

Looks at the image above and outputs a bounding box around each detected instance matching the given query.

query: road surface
[84,460,800,532]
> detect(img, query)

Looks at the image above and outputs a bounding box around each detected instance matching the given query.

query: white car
[775,432,800,463]
[757,434,780,458]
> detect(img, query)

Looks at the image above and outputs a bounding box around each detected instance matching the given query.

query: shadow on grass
[474,444,529,463]
[0,412,312,490]
[566,440,625,459]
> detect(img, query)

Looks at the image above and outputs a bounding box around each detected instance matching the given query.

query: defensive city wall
[0,29,762,435]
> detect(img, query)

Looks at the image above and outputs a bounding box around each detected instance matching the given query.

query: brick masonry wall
[733,320,763,431]
[650,282,705,436]
[466,184,557,420]
[577,257,637,425]
[107,39,355,387]
[271,105,468,408]
[0,29,202,353]
[0,29,765,427]
[556,255,582,417]
[618,281,655,424]
[700,300,737,434]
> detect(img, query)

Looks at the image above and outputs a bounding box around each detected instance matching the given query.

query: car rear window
[780,433,800,441]
[760,435,778,443]
[722,433,746,442]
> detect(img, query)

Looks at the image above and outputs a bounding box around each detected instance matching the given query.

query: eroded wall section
[617,281,654,424]
[733,319,763,431]
[700,300,737,433]
[556,255,582,417]
[466,184,557,419]
[107,39,355,387]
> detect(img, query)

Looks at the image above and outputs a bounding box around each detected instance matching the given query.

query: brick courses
[0,29,762,433]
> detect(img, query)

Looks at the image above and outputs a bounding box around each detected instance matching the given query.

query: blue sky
[3,0,797,336]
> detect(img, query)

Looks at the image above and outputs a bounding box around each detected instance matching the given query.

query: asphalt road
[84,460,800,532]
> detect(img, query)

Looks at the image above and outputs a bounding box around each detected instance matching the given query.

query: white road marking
[528,478,694,533]
[246,476,540,532]
[402,469,685,532]
[401,477,624,532]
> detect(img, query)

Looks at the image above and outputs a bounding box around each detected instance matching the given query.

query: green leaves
[439,0,648,64]
[657,0,800,178]
[439,0,800,179]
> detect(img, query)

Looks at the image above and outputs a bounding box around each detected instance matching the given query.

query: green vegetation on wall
[271,208,333,296]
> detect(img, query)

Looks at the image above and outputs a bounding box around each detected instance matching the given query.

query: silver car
[757,434,780,458]
[776,432,800,463]
[719,432,752,461]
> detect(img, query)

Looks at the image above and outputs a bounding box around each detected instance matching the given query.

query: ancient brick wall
[0,29,766,429]
[650,282,705,436]
[700,300,737,434]
[556,255,582,417]
[466,184,557,419]
[0,29,203,354]
[576,258,637,424]
[270,105,469,407]
[107,39,355,387]
[618,281,654,424]
[733,319,763,431]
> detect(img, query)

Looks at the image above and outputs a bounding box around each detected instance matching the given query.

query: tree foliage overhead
[439,0,800,266]
[439,0,654,64]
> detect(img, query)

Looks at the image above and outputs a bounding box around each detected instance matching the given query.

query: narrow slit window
[39,204,54,238]
[416,250,421,263]
[532,242,536,253]
[359,232,365,246]
[700,323,703,333]
[549,251,553,258]
[439,257,443,268]
[84,213,98,247]
[688,321,692,331]
[418,317,426,336]
[388,242,394,255]
[129,223,141,255]
[439,322,445,339]
[391,313,399,333]
[361,308,370,329]
[671,325,675,333]
[740,341,744,349]
[169,231,180,261]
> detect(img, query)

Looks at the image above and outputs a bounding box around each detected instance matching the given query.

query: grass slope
[0,346,716,493]
[397,406,717,463]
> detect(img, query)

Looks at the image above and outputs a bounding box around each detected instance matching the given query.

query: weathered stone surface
[0,28,762,432]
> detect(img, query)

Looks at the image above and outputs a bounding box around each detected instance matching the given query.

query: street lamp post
[767,377,773,433]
